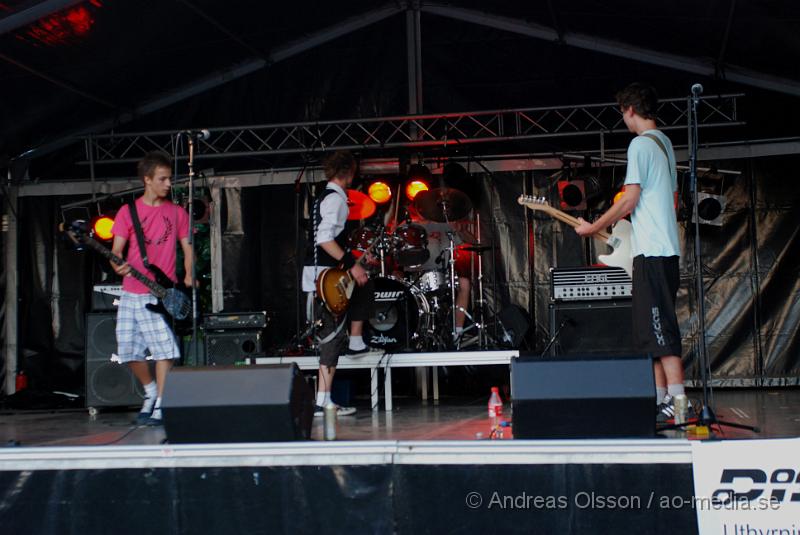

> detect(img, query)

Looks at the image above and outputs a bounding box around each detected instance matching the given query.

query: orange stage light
[612,187,626,205]
[405,180,429,201]
[92,215,115,240]
[367,181,392,204]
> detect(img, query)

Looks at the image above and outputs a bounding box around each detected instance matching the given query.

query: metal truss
[81,94,743,166]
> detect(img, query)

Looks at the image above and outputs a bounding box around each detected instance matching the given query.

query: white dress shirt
[302,182,349,292]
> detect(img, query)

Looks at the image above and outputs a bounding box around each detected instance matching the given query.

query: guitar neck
[82,237,167,298]
[544,209,611,242]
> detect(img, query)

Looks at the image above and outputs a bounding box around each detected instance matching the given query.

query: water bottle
[488,386,503,428]
[673,394,688,425]
[323,401,337,441]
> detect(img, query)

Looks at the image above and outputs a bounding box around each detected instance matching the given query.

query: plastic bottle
[488,386,503,428]
[15,370,27,392]
[323,401,337,441]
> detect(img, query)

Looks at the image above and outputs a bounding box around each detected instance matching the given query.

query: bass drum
[364,276,430,351]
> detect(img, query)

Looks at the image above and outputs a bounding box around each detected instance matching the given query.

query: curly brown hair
[616,83,659,120]
[323,150,357,180]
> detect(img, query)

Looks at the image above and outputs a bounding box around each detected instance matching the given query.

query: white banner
[692,438,800,535]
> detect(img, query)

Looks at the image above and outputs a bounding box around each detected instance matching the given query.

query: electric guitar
[316,235,382,316]
[63,220,194,327]
[517,195,633,278]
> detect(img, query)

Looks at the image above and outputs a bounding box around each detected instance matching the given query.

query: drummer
[399,201,474,342]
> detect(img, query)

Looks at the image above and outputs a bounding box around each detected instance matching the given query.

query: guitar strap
[642,133,675,178]
[128,200,151,271]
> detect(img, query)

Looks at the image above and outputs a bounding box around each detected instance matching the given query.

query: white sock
[667,384,685,398]
[150,397,162,420]
[140,382,158,413]
[349,335,366,351]
[656,387,667,405]
[316,392,330,407]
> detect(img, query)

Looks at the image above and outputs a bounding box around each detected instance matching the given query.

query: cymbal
[461,244,491,253]
[347,189,376,220]
[414,188,472,222]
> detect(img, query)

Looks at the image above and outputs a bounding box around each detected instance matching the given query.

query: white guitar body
[597,219,633,279]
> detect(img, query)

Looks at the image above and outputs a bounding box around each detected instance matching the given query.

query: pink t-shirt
[111,198,190,294]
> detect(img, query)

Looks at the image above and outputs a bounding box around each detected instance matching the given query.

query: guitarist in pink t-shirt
[110,151,193,426]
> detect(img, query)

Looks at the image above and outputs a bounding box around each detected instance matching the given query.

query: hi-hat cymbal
[414,188,472,222]
[461,244,491,253]
[347,189,376,220]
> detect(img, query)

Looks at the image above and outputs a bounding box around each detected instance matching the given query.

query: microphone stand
[540,318,571,357]
[183,133,201,364]
[659,86,757,434]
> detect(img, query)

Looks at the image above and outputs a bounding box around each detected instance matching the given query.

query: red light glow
[22,2,101,46]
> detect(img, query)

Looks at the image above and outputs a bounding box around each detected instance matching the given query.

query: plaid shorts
[115,291,181,362]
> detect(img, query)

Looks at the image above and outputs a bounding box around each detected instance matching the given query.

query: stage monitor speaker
[85,313,144,407]
[205,330,262,365]
[511,355,655,439]
[161,364,314,443]
[549,300,634,355]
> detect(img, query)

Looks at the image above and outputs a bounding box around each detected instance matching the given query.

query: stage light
[188,198,210,224]
[408,163,431,183]
[558,180,586,211]
[367,181,392,204]
[694,193,726,226]
[405,180,429,201]
[612,187,626,205]
[92,215,115,241]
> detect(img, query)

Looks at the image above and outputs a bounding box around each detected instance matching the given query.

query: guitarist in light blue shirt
[576,83,688,424]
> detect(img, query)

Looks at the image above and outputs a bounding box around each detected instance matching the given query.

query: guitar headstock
[61,220,91,248]
[517,195,556,214]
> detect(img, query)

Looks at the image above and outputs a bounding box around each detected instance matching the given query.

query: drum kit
[347,186,497,352]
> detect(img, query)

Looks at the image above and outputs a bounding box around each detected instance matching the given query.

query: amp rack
[550,266,632,301]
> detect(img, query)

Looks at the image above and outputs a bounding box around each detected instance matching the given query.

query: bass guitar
[517,195,633,278]
[63,220,194,326]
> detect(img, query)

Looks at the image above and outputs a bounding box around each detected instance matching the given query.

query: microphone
[691,83,703,96]
[180,129,211,140]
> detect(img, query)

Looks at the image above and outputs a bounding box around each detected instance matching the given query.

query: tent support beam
[0,0,83,36]
[420,2,800,98]
[16,3,404,160]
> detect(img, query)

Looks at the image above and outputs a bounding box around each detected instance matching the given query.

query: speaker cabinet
[548,300,634,355]
[162,364,314,443]
[205,330,262,365]
[511,355,655,439]
[85,313,143,407]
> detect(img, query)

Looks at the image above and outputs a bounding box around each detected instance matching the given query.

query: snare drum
[363,276,430,351]
[394,223,430,268]
[417,270,446,293]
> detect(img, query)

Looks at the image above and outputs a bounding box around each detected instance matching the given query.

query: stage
[1,389,798,533]
[0,390,797,532]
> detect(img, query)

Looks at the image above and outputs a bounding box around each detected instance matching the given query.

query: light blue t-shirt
[623,129,680,257]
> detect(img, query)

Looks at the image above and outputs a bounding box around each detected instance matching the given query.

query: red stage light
[405,180,429,201]
[23,2,101,46]
[92,215,114,241]
[367,181,392,204]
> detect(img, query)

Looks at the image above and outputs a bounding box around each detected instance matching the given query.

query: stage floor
[1,388,798,447]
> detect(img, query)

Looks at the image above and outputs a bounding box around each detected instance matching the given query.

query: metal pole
[3,176,18,394]
[405,6,423,114]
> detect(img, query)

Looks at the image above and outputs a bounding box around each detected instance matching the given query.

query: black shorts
[632,255,682,358]
[308,280,375,367]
